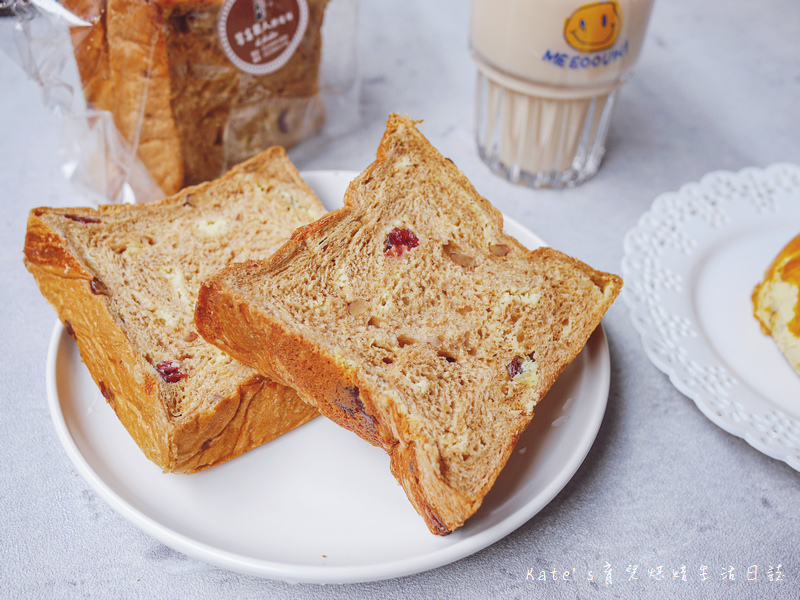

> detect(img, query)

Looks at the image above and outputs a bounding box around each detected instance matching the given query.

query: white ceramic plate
[47,170,611,584]
[622,163,800,471]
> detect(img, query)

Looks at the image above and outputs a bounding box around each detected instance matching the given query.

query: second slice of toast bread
[195,115,622,532]
[24,147,324,473]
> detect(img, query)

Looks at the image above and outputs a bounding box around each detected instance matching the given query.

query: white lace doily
[622,163,800,471]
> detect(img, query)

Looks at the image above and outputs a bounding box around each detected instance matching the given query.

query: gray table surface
[2,0,799,598]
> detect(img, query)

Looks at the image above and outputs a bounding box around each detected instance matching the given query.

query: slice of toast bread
[24,147,323,473]
[195,115,622,532]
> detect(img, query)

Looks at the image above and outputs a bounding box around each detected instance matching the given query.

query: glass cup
[470,0,655,188]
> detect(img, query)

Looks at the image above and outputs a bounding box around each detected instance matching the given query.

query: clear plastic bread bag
[1,0,361,204]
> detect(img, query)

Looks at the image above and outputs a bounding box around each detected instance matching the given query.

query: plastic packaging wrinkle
[2,0,361,204]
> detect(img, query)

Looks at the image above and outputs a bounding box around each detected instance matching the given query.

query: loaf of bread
[24,147,324,473]
[195,114,623,533]
[753,234,800,376]
[64,0,329,195]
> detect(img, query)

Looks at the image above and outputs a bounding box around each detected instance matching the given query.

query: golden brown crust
[25,229,174,468]
[24,147,321,473]
[24,214,89,278]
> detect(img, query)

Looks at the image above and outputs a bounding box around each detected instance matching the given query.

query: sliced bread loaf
[62,0,330,194]
[24,147,324,473]
[195,115,622,532]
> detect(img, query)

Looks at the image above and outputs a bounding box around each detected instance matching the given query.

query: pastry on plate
[753,233,800,376]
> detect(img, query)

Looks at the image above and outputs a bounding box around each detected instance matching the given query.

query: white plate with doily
[47,170,611,584]
[622,163,800,470]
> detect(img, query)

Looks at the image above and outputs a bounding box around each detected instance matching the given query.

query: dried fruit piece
[335,384,377,436]
[98,380,113,400]
[277,110,290,134]
[506,356,524,379]
[62,214,100,224]
[155,360,186,383]
[397,334,417,347]
[348,300,369,316]
[336,385,361,417]
[443,241,476,267]
[489,244,510,257]
[64,320,77,341]
[90,277,111,296]
[449,252,476,267]
[385,227,419,257]
[507,352,537,380]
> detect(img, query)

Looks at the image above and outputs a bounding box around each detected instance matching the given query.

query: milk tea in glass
[470,0,655,188]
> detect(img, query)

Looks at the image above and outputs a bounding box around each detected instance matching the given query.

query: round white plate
[47,170,611,584]
[622,163,800,471]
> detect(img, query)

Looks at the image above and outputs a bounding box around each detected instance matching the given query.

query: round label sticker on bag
[218,0,309,75]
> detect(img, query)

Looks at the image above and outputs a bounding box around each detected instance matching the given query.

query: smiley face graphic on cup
[564,1,622,53]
